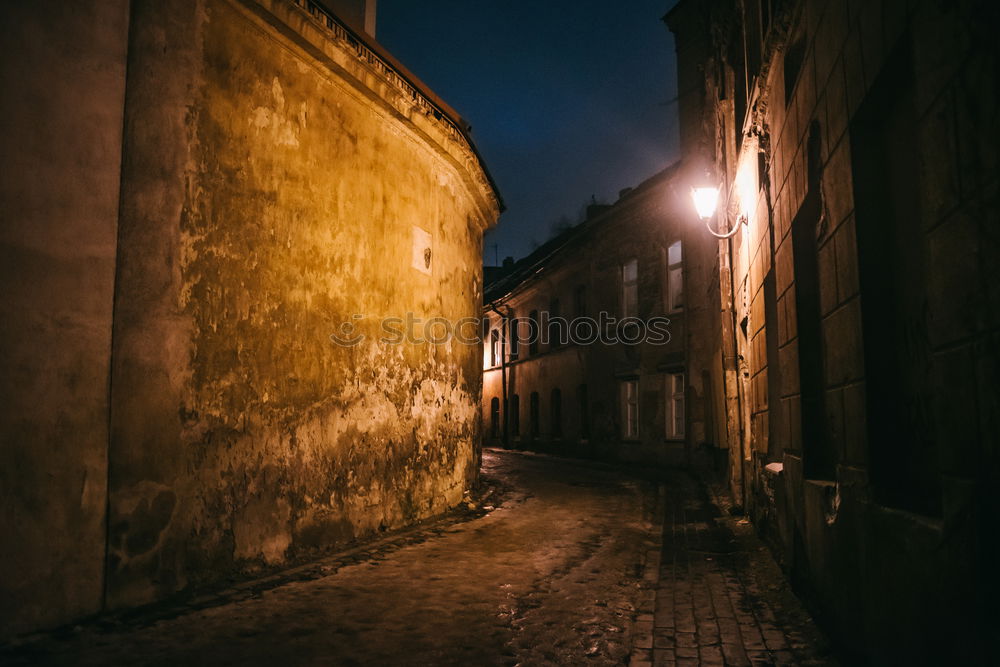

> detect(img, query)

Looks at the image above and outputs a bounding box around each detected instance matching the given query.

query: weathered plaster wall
[0,2,130,637]
[107,0,497,608]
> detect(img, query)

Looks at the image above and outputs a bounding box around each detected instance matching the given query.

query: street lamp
[690,181,742,239]
[691,186,720,221]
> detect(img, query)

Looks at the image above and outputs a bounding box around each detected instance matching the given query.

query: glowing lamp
[691,186,720,220]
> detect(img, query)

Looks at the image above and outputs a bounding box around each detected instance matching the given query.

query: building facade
[667,0,999,661]
[481,167,723,467]
[0,0,500,637]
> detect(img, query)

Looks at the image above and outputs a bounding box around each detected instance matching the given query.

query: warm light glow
[691,186,720,220]
[736,165,757,222]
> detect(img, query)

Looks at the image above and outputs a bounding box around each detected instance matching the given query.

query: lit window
[666,372,685,439]
[622,259,638,318]
[490,329,500,367]
[666,241,683,312]
[621,379,639,440]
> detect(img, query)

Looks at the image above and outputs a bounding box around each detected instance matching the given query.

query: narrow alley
[4,450,835,666]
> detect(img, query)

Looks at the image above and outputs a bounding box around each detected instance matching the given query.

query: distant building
[0,0,500,637]
[481,166,722,466]
[667,0,999,662]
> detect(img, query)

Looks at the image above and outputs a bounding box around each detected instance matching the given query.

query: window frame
[665,372,686,440]
[621,258,638,318]
[665,241,684,313]
[620,379,639,440]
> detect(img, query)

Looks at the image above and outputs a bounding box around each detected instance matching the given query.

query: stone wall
[0,1,131,637]
[668,0,999,661]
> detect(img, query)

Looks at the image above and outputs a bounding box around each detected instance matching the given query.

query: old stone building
[0,0,500,637]
[481,166,723,466]
[667,0,999,661]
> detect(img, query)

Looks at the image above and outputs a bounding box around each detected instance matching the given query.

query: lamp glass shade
[691,186,720,220]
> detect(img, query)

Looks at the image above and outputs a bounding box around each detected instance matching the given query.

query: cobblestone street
[4,450,836,666]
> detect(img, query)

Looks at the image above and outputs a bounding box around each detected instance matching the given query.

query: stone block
[822,299,864,385]
[779,340,800,398]
[824,57,849,151]
[775,236,794,297]
[926,211,981,347]
[823,135,854,229]
[842,381,868,466]
[825,387,845,464]
[833,215,860,303]
[779,287,798,345]
[932,345,979,477]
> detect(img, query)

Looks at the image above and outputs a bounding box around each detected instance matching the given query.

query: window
[528,310,539,355]
[489,329,500,367]
[620,379,639,440]
[784,35,805,108]
[666,241,683,312]
[490,397,500,439]
[510,394,520,438]
[508,312,518,359]
[547,298,565,348]
[551,388,562,437]
[529,392,540,437]
[577,384,589,440]
[666,373,685,439]
[622,259,638,318]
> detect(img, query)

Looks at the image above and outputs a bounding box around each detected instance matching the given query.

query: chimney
[364,0,376,37]
[502,256,515,270]
[323,0,376,37]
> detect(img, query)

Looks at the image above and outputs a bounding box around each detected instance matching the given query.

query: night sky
[377,1,681,264]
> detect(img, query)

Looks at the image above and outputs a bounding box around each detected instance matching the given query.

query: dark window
[529,392,540,437]
[508,313,518,359]
[528,310,539,355]
[490,397,500,440]
[548,298,566,348]
[851,35,940,515]
[510,394,520,438]
[784,36,805,107]
[621,380,639,440]
[551,388,562,437]
[577,384,589,440]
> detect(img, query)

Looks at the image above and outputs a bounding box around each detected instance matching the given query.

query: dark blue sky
[377,1,681,263]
